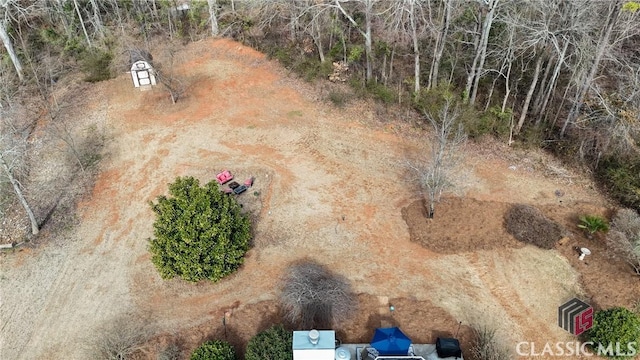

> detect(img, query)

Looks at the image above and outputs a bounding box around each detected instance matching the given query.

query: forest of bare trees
[1,0,639,238]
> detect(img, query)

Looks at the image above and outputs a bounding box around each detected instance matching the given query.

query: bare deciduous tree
[428,0,451,91]
[562,0,624,137]
[470,326,512,360]
[333,0,382,82]
[0,109,39,235]
[279,259,357,329]
[413,98,466,219]
[0,0,36,82]
[0,153,38,235]
[208,0,219,36]
[87,315,151,360]
[155,45,186,104]
[464,0,500,105]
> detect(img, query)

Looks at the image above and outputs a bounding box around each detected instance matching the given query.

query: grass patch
[287,110,303,118]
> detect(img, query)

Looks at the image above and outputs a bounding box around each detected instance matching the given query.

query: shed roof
[128,49,153,64]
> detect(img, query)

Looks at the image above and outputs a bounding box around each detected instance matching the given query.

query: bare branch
[279,259,357,329]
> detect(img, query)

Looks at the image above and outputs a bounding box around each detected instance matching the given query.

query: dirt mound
[402,197,523,253]
[505,204,566,249]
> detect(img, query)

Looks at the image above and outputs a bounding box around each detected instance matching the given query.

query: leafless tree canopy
[470,326,512,360]
[606,208,640,275]
[86,315,151,360]
[411,98,466,219]
[279,259,357,329]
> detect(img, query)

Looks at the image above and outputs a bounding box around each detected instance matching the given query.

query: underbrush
[469,326,512,360]
[504,204,566,249]
[81,49,114,83]
[596,156,640,212]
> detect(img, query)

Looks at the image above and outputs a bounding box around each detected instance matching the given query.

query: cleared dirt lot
[2,39,637,360]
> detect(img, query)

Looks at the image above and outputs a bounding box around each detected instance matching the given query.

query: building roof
[293,330,336,350]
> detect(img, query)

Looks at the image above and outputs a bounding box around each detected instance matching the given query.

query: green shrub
[328,91,350,107]
[504,204,566,249]
[63,37,86,57]
[347,45,364,63]
[149,176,251,282]
[587,307,640,359]
[292,58,329,82]
[578,215,609,234]
[245,325,293,360]
[191,340,236,360]
[365,81,396,104]
[468,106,512,139]
[413,87,477,129]
[597,156,640,213]
[81,49,113,82]
[268,46,332,82]
[271,48,295,68]
[516,125,546,148]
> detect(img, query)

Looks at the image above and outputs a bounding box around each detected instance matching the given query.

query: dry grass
[469,326,512,360]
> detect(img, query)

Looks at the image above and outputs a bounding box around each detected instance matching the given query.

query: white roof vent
[308,330,320,345]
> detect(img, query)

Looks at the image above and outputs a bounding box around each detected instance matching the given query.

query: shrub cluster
[245,325,293,360]
[587,307,640,359]
[191,340,236,360]
[504,204,565,249]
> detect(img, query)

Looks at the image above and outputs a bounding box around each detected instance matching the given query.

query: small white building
[130,60,156,89]
[293,330,336,360]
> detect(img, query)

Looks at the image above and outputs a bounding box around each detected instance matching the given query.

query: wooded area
[1,0,639,239]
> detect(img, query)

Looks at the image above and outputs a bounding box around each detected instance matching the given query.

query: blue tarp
[371,327,412,355]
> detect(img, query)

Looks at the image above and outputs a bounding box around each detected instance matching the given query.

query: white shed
[293,330,336,360]
[130,60,156,89]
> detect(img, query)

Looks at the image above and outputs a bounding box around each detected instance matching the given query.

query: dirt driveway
[1,39,627,360]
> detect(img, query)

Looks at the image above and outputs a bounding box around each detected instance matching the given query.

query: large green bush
[191,340,236,360]
[587,307,640,359]
[149,176,251,282]
[245,325,293,360]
